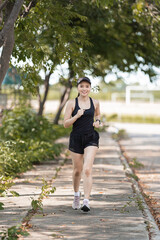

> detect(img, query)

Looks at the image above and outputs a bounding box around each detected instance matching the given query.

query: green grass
[129,158,144,169]
[105,114,160,124]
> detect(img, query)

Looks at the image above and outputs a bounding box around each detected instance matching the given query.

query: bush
[0,107,67,177]
[0,107,57,141]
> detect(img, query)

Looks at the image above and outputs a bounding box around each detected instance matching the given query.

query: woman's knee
[73,168,82,177]
[83,167,92,177]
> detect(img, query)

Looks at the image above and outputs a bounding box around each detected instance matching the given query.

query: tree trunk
[37,73,51,116]
[53,85,72,124]
[0,26,14,87]
[0,0,24,87]
[0,0,38,88]
[53,60,74,125]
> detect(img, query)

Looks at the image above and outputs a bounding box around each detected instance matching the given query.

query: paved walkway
[113,123,160,231]
[0,131,155,239]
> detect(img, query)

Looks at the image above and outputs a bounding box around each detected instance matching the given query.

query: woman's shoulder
[91,98,99,107]
[66,98,76,109]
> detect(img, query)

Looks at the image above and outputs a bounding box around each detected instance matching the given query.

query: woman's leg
[70,151,84,192]
[83,146,98,199]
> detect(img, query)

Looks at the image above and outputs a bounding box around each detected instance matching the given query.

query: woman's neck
[78,95,89,101]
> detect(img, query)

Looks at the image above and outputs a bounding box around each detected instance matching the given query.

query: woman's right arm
[63,100,84,128]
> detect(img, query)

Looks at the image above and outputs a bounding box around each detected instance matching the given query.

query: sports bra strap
[90,97,95,110]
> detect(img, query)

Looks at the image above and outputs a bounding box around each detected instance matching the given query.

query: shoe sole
[81,205,90,212]
[72,206,81,210]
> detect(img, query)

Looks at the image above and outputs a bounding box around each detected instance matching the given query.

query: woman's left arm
[93,100,101,128]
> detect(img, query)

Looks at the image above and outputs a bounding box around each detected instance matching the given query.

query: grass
[106,113,160,124]
[126,172,139,181]
[129,158,144,169]
[120,194,144,213]
[2,86,160,124]
[112,129,128,141]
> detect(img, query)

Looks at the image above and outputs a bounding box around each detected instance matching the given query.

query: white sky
[1,49,159,88]
[47,63,160,88]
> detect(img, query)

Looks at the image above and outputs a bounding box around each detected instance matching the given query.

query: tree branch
[0,0,9,12]
[21,0,38,18]
[37,72,52,116]
[0,0,24,47]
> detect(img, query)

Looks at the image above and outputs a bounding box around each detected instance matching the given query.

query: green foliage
[31,179,56,213]
[0,107,56,141]
[0,175,13,196]
[31,199,43,212]
[0,225,29,240]
[10,191,20,197]
[112,129,128,141]
[0,107,65,177]
[126,172,139,181]
[129,158,144,169]
[106,114,160,124]
[120,194,144,213]
[13,0,92,94]
[0,202,4,210]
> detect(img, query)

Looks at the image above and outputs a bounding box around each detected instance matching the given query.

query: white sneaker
[72,193,81,210]
[81,199,90,212]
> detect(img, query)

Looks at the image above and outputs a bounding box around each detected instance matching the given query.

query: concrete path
[113,123,160,232]
[0,131,152,239]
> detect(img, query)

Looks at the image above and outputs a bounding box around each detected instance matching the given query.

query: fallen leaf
[100,219,107,222]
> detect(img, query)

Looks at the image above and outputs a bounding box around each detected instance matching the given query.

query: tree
[4,0,160,123]
[0,0,38,88]
[12,0,91,116]
[76,0,160,80]
[53,0,160,123]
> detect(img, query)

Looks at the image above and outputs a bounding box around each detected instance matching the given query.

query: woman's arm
[63,100,84,128]
[93,99,101,128]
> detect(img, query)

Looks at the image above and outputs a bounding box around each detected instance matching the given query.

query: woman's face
[78,81,91,97]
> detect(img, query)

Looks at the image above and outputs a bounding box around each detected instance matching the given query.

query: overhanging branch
[21,0,38,18]
[0,0,24,47]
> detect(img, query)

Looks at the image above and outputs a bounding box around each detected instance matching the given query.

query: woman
[63,77,101,212]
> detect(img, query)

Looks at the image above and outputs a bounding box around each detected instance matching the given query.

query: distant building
[2,67,21,86]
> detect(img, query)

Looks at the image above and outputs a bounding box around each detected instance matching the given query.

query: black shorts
[69,130,99,154]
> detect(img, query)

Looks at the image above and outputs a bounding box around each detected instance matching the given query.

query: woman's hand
[76,109,84,118]
[93,120,103,128]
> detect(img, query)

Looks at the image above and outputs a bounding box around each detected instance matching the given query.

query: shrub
[0,107,57,141]
[0,107,66,177]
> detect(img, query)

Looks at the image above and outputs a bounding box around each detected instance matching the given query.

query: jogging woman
[63,77,101,212]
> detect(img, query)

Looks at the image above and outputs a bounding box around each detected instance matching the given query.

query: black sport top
[71,97,95,134]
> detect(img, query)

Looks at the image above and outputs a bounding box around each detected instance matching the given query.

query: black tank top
[71,97,95,134]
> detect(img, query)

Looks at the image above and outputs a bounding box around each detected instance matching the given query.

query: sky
[1,46,159,88]
[47,62,160,89]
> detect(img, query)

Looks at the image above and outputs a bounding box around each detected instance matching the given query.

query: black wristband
[96,119,101,124]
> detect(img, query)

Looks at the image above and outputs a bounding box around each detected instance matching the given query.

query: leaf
[10,191,20,197]
[100,219,107,222]
[0,202,4,210]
